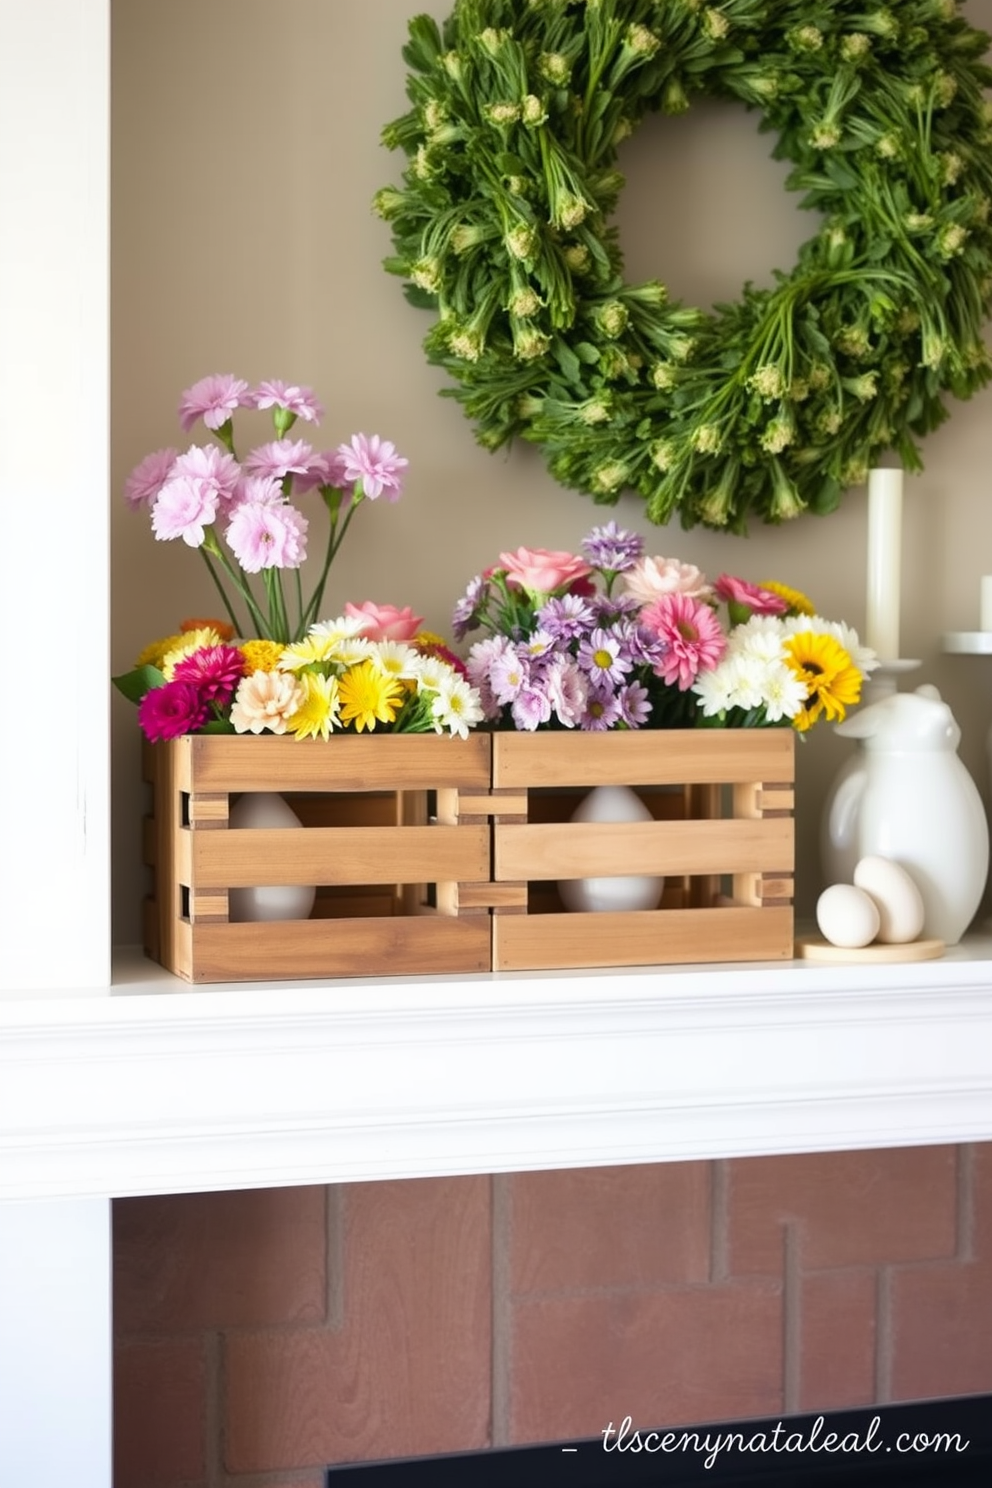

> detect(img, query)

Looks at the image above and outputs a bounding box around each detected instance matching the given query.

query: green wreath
[376,0,992,530]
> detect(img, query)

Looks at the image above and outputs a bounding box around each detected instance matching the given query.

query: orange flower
[181,616,235,642]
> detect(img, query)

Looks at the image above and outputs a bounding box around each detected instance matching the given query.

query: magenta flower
[713,574,788,617]
[172,645,246,706]
[178,374,249,433]
[226,498,308,573]
[170,444,242,517]
[151,475,220,547]
[641,593,727,691]
[244,439,315,481]
[138,681,209,742]
[246,380,324,424]
[337,433,409,501]
[125,448,178,510]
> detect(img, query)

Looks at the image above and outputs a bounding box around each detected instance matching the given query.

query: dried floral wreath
[376,0,992,531]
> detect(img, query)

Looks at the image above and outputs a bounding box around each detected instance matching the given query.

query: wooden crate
[142,733,494,983]
[480,730,795,972]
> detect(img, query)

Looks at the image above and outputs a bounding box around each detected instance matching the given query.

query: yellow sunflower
[286,672,340,741]
[784,631,862,732]
[337,660,406,732]
[760,579,815,617]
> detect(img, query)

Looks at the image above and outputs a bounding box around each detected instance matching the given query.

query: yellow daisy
[160,627,224,679]
[241,639,286,675]
[286,672,340,741]
[760,579,815,616]
[279,633,337,671]
[135,633,184,670]
[784,631,862,732]
[337,660,406,732]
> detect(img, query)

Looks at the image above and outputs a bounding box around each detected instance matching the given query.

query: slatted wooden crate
[142,733,494,983]
[473,730,795,972]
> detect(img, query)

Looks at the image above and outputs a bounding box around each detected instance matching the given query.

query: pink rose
[498,546,592,597]
[713,574,788,616]
[623,555,713,606]
[344,601,424,642]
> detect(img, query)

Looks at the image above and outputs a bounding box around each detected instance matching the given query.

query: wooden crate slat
[493,906,794,972]
[492,728,794,788]
[494,817,794,881]
[183,915,492,983]
[186,732,491,792]
[185,823,491,888]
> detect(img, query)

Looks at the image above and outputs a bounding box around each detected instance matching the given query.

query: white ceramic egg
[852,855,925,944]
[228,792,317,923]
[815,882,880,949]
[557,785,664,913]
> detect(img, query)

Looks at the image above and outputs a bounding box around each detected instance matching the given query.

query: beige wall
[111,0,992,941]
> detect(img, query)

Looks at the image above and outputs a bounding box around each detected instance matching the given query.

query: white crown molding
[3,942,992,1201]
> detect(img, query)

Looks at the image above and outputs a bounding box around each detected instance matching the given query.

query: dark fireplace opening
[327,1396,992,1487]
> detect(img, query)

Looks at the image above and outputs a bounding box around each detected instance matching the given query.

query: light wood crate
[477,730,795,972]
[142,733,494,983]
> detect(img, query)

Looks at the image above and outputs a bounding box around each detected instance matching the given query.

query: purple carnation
[535,592,595,641]
[582,521,644,573]
[138,681,209,743]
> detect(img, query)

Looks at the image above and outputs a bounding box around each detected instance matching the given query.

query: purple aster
[246,380,324,424]
[172,644,246,707]
[588,591,642,624]
[616,681,652,728]
[511,684,553,731]
[535,592,595,641]
[337,433,408,501]
[581,520,644,572]
[244,439,315,481]
[151,475,220,547]
[577,626,633,686]
[178,374,249,433]
[452,574,490,640]
[125,447,178,510]
[580,685,623,731]
[226,498,308,573]
[625,622,669,670]
[138,681,209,742]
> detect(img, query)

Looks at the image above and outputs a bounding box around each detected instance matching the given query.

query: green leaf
[112,665,165,704]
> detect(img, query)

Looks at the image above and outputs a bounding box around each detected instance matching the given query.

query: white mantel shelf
[4,939,992,1204]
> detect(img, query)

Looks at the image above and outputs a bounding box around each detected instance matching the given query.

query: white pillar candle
[865,467,903,660]
[981,576,992,632]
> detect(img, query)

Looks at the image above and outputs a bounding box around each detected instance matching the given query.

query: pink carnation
[171,444,242,518]
[226,497,308,572]
[178,374,249,433]
[151,475,220,547]
[244,439,315,481]
[125,448,178,510]
[713,574,788,617]
[293,449,352,495]
[138,681,209,742]
[499,546,593,598]
[641,592,727,691]
[246,380,324,424]
[343,601,424,642]
[337,433,408,501]
[171,645,246,706]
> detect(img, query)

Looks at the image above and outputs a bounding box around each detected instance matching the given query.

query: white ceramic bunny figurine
[821,685,988,944]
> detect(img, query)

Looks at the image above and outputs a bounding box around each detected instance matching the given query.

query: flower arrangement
[124,374,409,644]
[115,605,483,743]
[453,522,877,733]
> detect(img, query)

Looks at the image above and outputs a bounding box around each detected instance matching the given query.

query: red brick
[798,1270,877,1411]
[509,1283,783,1444]
[113,1186,327,1333]
[225,1176,491,1472]
[889,1257,992,1401]
[973,1142,992,1258]
[727,1148,957,1275]
[114,1338,206,1488]
[509,1163,711,1293]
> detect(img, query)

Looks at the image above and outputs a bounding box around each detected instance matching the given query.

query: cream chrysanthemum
[230,670,305,735]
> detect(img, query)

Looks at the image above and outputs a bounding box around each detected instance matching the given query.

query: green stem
[202,530,271,638]
[199,548,246,636]
[300,492,361,631]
